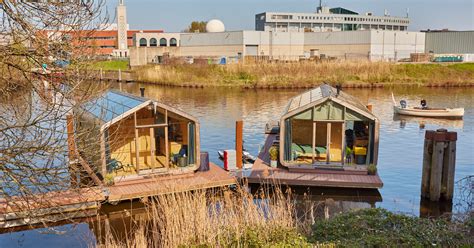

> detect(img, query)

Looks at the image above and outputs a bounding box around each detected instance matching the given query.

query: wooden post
[100,68,103,81]
[236,120,243,169]
[366,104,373,112]
[441,132,457,200]
[429,130,446,201]
[165,110,169,168]
[421,130,434,198]
[66,115,78,188]
[118,69,122,82]
[312,122,316,163]
[421,129,457,202]
[150,128,156,170]
[134,112,140,173]
[100,132,106,177]
[326,123,331,164]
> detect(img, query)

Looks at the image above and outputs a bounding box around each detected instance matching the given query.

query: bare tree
[0,0,109,226]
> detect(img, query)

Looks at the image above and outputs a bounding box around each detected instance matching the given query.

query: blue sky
[108,0,473,32]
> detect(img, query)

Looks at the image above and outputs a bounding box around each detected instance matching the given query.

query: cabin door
[313,121,344,165]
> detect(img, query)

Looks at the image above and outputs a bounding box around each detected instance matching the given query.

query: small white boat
[392,93,464,119]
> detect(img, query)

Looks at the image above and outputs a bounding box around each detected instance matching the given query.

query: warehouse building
[130,29,425,66]
[255,5,409,33]
[425,31,474,54]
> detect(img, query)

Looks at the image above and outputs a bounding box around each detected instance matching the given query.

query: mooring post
[422,129,457,202]
[421,130,434,198]
[118,69,122,82]
[236,120,243,169]
[429,129,446,201]
[441,131,457,200]
[100,68,103,81]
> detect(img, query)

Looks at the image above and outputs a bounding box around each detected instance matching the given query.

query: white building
[130,30,425,66]
[256,6,409,33]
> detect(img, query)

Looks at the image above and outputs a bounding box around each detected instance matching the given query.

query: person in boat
[420,99,428,110]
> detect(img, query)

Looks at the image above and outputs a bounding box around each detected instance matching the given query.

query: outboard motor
[400,100,407,109]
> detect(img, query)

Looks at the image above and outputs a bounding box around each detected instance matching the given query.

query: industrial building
[255,4,409,33]
[130,29,425,66]
[425,31,474,54]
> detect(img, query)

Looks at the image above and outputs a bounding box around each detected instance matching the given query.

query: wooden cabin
[279,84,379,171]
[74,90,200,181]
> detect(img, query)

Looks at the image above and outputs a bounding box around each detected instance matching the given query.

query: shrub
[310,208,472,247]
[269,146,279,161]
[367,164,377,175]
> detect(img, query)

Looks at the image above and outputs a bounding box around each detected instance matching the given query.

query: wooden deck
[0,188,105,229]
[234,134,383,189]
[0,163,235,228]
[107,163,236,202]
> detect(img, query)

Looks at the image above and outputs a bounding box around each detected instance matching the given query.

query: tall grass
[133,61,474,87]
[101,186,320,248]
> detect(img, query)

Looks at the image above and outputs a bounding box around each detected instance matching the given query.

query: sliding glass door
[313,121,344,165]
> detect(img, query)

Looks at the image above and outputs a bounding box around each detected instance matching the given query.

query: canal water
[1,85,473,247]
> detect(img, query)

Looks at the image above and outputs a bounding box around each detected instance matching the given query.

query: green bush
[367,164,377,175]
[310,208,472,247]
[269,146,279,161]
[184,226,312,248]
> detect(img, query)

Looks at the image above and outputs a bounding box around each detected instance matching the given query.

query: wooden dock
[234,134,383,189]
[0,188,105,229]
[0,163,235,229]
[107,163,236,202]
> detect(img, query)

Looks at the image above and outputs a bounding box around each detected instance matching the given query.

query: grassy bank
[90,60,129,71]
[133,62,474,88]
[101,187,472,248]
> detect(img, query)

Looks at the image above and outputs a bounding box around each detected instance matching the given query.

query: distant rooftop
[329,7,358,15]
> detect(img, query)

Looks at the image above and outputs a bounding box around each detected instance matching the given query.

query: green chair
[107,159,124,173]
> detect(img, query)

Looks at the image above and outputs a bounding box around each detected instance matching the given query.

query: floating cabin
[74,90,200,180]
[279,84,379,172]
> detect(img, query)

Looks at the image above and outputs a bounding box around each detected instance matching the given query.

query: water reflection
[393,114,464,130]
[111,84,472,217]
[1,84,472,247]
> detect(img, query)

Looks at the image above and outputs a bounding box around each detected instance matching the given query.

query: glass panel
[290,118,314,164]
[328,101,343,120]
[293,108,312,120]
[345,108,369,121]
[284,119,292,161]
[188,122,195,165]
[314,101,344,120]
[314,104,329,120]
[314,122,328,162]
[353,121,370,165]
[329,123,343,162]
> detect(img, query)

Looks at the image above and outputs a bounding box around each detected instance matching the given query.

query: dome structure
[206,19,225,33]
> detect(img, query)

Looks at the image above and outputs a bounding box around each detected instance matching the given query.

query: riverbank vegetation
[133,61,474,88]
[102,186,473,248]
[90,60,129,71]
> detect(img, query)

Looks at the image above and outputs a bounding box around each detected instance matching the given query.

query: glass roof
[284,84,373,118]
[82,90,148,123]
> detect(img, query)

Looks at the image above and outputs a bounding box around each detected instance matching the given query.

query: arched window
[139,38,147,47]
[159,38,167,47]
[150,38,157,47]
[170,38,177,47]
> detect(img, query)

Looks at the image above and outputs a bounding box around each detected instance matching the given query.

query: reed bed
[96,181,472,247]
[133,61,474,88]
[100,186,325,248]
